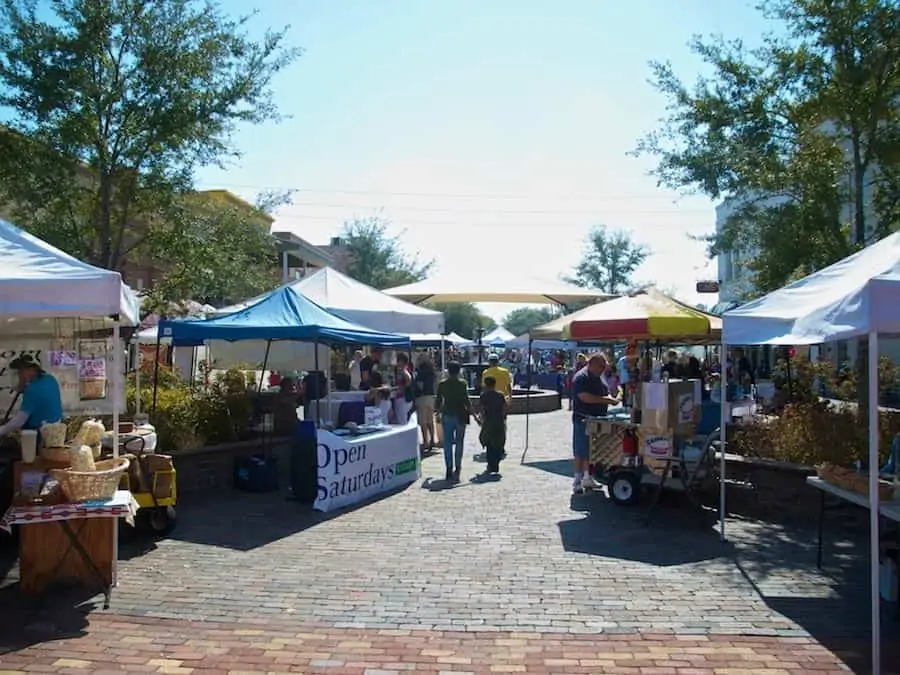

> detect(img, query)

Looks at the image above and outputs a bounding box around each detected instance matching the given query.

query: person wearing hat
[0,354,64,440]
[481,353,512,402]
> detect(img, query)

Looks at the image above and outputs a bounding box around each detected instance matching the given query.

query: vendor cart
[111,432,177,535]
[586,415,719,506]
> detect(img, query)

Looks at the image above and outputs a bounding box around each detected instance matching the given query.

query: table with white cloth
[314,416,420,512]
[1,489,139,607]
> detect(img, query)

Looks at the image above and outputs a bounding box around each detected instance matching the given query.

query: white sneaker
[582,475,602,490]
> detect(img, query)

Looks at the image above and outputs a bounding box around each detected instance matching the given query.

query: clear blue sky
[197,0,775,320]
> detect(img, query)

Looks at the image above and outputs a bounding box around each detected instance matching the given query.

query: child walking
[477,376,507,475]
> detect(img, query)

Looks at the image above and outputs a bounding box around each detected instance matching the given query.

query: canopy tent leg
[134,339,141,416]
[150,333,162,422]
[521,337,533,464]
[867,332,881,675]
[258,340,272,395]
[719,335,727,543]
[112,324,121,459]
[314,341,320,426]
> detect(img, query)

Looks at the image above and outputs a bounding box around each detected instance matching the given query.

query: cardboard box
[641,379,700,433]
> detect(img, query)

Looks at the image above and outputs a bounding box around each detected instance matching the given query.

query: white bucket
[20,429,38,463]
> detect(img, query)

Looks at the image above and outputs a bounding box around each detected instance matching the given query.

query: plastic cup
[20,429,38,463]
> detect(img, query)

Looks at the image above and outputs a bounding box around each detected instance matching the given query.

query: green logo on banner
[395,458,418,476]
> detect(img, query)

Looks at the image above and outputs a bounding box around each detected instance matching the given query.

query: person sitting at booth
[359,347,382,390]
[0,354,64,441]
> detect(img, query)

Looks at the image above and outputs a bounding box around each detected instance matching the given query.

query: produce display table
[1,489,138,607]
[314,417,420,512]
[807,476,899,612]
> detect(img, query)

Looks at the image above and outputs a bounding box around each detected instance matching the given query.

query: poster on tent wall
[0,337,124,416]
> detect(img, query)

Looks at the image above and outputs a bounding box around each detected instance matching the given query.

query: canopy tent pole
[112,323,121,459]
[314,341,320,426]
[867,332,881,675]
[258,340,272,395]
[134,338,141,416]
[521,337,533,464]
[719,335,727,543]
[150,332,162,421]
[440,336,446,374]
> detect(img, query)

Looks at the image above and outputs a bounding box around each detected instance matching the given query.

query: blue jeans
[442,415,466,472]
[572,418,590,460]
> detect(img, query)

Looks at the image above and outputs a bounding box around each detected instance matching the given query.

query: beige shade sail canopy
[531,288,722,344]
[383,274,610,305]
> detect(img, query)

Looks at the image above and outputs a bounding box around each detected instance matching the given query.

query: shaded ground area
[0,410,897,672]
[0,612,856,674]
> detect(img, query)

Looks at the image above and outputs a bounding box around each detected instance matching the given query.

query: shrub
[731,401,898,467]
[125,366,254,452]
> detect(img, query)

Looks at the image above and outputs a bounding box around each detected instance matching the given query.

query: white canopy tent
[482,326,515,346]
[0,217,139,460]
[383,273,610,306]
[0,218,139,326]
[721,231,900,674]
[217,267,444,335]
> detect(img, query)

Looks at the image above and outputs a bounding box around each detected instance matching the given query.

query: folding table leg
[816,489,825,569]
[58,520,112,608]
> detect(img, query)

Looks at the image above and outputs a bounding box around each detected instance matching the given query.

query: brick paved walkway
[0,410,896,673]
[0,613,854,674]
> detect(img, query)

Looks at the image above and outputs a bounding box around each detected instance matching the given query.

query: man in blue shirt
[0,354,64,441]
[571,354,619,495]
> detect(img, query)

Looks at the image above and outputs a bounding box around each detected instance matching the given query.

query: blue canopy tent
[154,285,410,423]
[158,285,409,347]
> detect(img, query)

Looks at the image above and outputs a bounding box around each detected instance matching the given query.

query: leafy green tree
[568,226,649,295]
[502,307,556,337]
[635,0,900,295]
[429,303,495,340]
[143,191,291,310]
[0,0,298,281]
[635,0,900,414]
[340,216,433,290]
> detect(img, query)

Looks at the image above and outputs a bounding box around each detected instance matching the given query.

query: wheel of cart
[117,436,178,536]
[607,467,642,505]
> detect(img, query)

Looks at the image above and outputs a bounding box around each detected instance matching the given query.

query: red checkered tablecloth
[1,490,139,533]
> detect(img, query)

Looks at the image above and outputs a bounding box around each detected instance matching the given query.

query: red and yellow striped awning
[565,289,716,342]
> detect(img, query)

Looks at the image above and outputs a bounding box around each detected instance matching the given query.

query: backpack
[402,369,415,402]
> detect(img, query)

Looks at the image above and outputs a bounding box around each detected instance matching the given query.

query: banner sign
[0,338,123,416]
[314,419,420,512]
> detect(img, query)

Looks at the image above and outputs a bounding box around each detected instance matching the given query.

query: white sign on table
[314,421,420,512]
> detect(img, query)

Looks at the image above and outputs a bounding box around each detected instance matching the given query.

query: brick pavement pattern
[0,410,895,673]
[0,613,853,674]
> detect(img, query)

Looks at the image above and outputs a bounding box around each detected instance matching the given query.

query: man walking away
[572,354,620,495]
[436,361,472,483]
[477,376,506,476]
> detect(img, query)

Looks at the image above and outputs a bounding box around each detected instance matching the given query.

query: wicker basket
[50,457,129,503]
[39,446,71,464]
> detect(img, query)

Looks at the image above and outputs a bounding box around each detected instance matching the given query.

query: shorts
[415,395,435,423]
[572,418,590,460]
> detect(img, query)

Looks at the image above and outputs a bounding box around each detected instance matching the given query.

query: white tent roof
[483,326,515,344]
[383,273,610,305]
[0,218,139,325]
[723,231,900,345]
[217,267,443,335]
[408,332,469,345]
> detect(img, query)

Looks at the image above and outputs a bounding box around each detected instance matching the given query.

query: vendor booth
[217,266,444,335]
[158,284,421,513]
[0,218,140,607]
[721,231,900,675]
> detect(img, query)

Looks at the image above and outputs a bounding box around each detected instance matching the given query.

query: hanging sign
[0,338,123,415]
